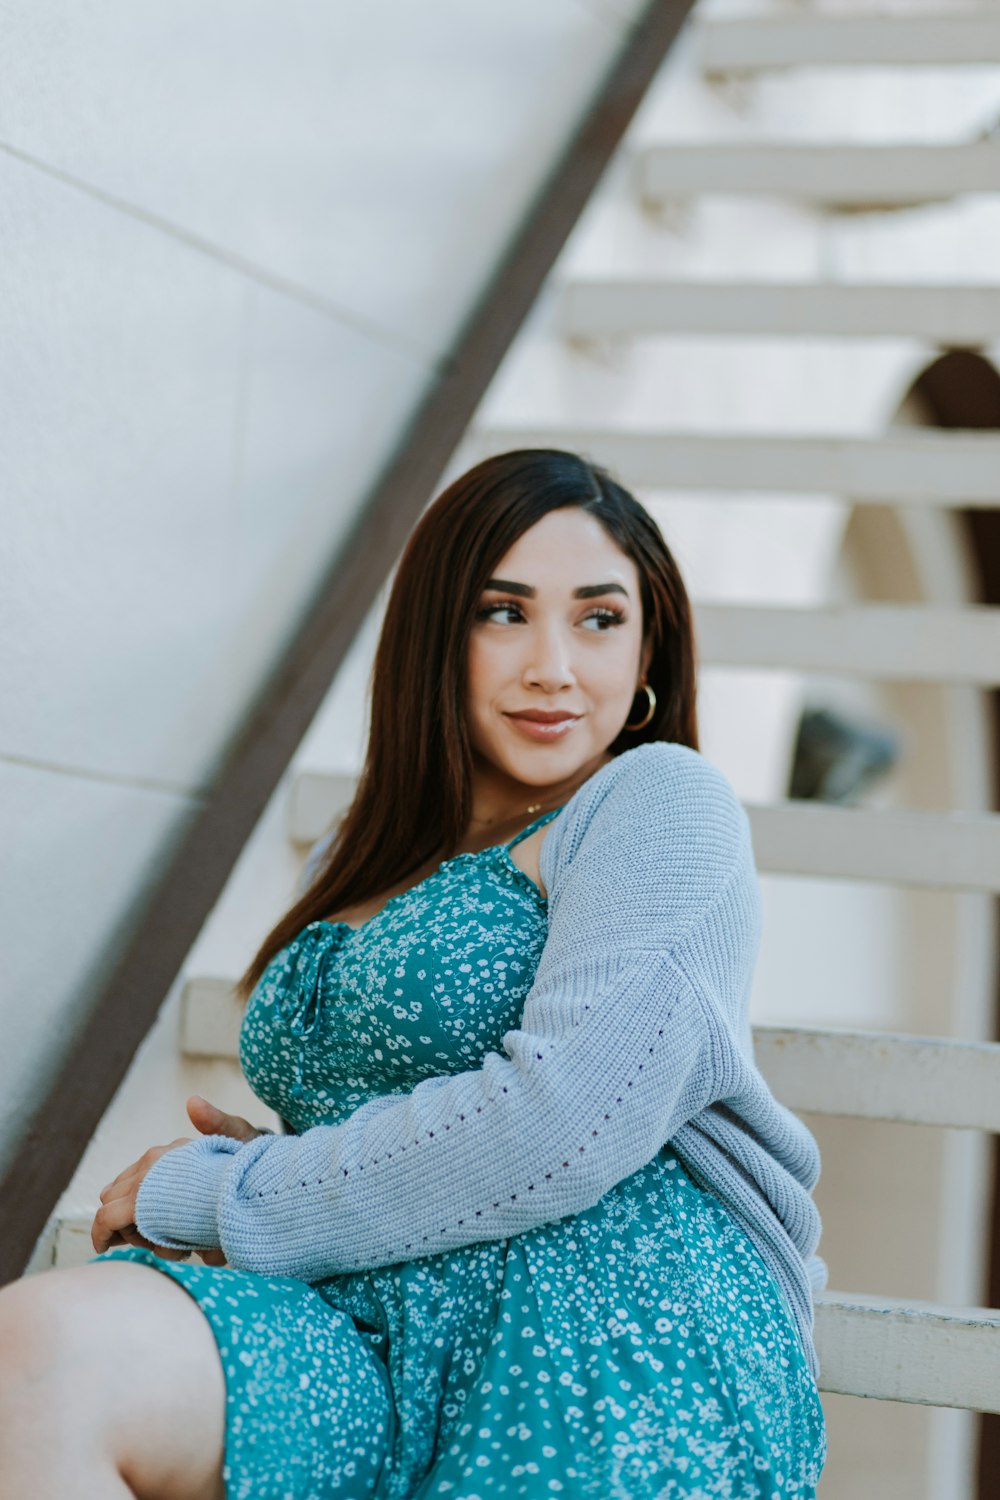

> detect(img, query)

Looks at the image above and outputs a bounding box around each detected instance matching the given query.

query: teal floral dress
[97,808,827,1499]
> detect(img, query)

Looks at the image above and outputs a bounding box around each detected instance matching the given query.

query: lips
[506,712,580,723]
[504,711,582,741]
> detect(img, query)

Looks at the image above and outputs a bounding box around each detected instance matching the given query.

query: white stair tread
[50,1216,222,1273]
[466,425,1000,506]
[746,801,1000,893]
[181,977,246,1060]
[696,602,1000,686]
[286,774,1000,892]
[45,1216,1000,1410]
[814,1291,1000,1412]
[637,141,1000,208]
[557,280,1000,342]
[182,986,1000,1128]
[52,1217,100,1271]
[754,1024,1000,1131]
[289,770,357,848]
[697,13,1000,75]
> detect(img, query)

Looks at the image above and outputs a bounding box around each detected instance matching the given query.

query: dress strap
[504,803,566,850]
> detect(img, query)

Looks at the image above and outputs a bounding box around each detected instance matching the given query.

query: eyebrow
[483,578,630,601]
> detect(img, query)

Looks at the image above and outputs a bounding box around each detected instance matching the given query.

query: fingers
[115,1223,192,1261]
[186,1095,262,1143]
[91,1191,140,1254]
[197,1248,228,1267]
[93,1138,194,1257]
[92,1193,191,1259]
[99,1140,192,1205]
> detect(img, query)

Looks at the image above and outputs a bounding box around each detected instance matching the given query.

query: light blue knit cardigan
[136,741,827,1381]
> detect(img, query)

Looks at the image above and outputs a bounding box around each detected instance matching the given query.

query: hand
[92,1139,194,1258]
[185,1094,268,1145]
[184,1096,269,1266]
[91,1100,268,1265]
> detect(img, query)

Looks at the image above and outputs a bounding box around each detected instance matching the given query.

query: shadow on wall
[788,705,901,804]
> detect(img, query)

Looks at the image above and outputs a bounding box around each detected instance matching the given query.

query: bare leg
[0,1259,227,1500]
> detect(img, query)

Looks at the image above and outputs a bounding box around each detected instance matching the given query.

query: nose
[522,618,576,693]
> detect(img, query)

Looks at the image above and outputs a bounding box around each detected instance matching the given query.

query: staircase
[34,6,1000,1497]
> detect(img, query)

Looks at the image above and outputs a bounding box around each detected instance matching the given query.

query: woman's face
[466,506,653,803]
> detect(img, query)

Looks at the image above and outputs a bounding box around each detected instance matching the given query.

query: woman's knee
[0,1259,227,1500]
[0,1268,83,1394]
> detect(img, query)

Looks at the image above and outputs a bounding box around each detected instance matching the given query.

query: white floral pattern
[98,809,826,1498]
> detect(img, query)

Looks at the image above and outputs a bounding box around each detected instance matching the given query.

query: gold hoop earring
[624,680,656,731]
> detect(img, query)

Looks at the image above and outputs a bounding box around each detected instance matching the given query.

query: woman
[0,450,827,1498]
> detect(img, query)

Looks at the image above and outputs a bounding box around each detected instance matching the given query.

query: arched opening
[904,351,1000,1499]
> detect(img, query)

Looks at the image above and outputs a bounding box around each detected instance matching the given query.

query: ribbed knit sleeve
[134,744,764,1281]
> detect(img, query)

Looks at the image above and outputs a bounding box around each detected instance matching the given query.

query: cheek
[465,638,500,707]
[592,630,642,679]
[466,638,484,684]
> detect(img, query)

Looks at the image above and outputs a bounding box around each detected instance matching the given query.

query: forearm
[135,745,757,1277]
[136,954,717,1277]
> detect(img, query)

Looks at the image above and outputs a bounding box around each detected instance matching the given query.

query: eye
[475,602,626,630]
[475,602,523,624]
[582,607,626,631]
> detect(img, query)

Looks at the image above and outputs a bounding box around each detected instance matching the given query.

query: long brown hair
[238,449,699,998]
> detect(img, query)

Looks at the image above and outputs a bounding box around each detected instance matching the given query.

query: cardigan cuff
[134,1136,243,1251]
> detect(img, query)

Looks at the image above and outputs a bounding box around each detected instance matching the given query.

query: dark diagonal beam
[1,0,695,1282]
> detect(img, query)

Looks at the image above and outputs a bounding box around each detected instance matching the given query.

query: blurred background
[3,1,1000,1494]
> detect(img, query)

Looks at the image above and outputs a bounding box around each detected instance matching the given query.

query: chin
[505,740,594,777]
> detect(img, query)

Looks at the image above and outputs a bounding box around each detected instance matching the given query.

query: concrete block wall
[0,0,649,1173]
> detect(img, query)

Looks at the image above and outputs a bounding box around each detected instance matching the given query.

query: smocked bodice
[239,811,563,1133]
